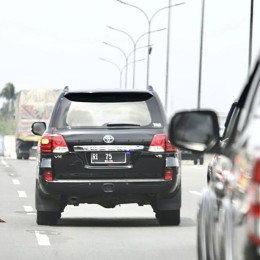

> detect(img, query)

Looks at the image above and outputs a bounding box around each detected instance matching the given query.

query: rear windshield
[52,92,164,129]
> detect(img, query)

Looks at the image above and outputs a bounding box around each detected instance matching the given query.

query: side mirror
[168,110,220,153]
[32,122,46,136]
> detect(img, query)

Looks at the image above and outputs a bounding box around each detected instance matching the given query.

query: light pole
[99,57,123,88]
[99,57,145,89]
[116,0,185,89]
[197,0,205,110]
[103,41,128,88]
[248,0,254,74]
[107,26,135,89]
[121,58,145,80]
[107,26,166,88]
[165,0,172,113]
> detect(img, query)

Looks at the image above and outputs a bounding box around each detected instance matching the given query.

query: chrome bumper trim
[50,178,166,183]
[73,145,144,152]
[84,165,133,169]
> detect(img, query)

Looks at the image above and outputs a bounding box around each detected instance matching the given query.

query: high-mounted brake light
[248,158,260,245]
[41,134,69,154]
[148,134,177,152]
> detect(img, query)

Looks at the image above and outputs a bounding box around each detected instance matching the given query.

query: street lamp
[197,0,205,110]
[116,0,185,89]
[248,0,254,73]
[121,58,145,81]
[99,57,145,89]
[107,25,166,88]
[99,57,123,88]
[102,41,128,88]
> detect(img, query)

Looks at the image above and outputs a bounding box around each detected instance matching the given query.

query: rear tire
[37,211,61,225]
[194,159,198,165]
[157,209,180,226]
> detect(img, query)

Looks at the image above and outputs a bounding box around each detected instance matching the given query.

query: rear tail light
[248,158,260,245]
[148,134,177,152]
[41,134,69,154]
[44,170,53,181]
[164,169,173,180]
[166,139,177,152]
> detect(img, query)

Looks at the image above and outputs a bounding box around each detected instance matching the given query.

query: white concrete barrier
[4,135,16,158]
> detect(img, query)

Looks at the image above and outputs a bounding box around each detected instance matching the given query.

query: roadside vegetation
[0,83,16,135]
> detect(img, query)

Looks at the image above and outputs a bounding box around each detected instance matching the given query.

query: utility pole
[197,0,205,110]
[165,0,172,113]
[248,0,254,73]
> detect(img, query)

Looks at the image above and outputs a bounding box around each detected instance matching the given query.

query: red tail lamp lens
[166,139,177,152]
[248,158,260,245]
[44,170,53,181]
[41,134,52,153]
[253,158,260,184]
[149,134,166,152]
[41,134,68,153]
[149,134,177,153]
[164,169,173,180]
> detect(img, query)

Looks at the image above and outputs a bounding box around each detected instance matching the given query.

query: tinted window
[52,93,164,129]
[66,101,151,127]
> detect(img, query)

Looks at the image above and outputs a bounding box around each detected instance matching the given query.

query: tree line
[0,83,16,135]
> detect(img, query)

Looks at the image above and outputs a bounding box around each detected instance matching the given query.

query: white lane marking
[0,157,9,168]
[24,206,34,212]
[12,179,20,185]
[189,190,202,196]
[17,191,27,198]
[35,231,51,246]
[24,206,36,215]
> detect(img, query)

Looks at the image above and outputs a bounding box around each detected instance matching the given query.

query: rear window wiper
[104,123,141,127]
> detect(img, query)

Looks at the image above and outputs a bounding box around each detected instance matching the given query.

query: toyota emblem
[103,135,114,144]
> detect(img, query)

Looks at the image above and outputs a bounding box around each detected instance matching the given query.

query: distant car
[32,86,182,226]
[168,54,260,259]
[181,149,204,165]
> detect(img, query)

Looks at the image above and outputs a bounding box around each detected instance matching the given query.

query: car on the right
[168,53,260,260]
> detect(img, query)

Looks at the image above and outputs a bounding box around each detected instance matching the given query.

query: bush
[0,117,15,135]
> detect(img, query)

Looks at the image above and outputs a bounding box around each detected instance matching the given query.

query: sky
[0,0,260,117]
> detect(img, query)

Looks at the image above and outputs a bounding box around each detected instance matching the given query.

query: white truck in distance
[15,89,61,159]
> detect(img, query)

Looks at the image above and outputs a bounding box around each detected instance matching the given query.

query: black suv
[32,87,181,226]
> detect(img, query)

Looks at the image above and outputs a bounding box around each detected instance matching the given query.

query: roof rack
[63,86,69,93]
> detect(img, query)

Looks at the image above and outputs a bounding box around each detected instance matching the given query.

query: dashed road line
[12,179,20,185]
[189,190,202,196]
[17,191,27,198]
[0,157,9,168]
[35,231,51,246]
[24,206,34,212]
[24,206,36,215]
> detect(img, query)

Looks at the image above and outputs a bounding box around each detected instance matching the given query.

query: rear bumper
[39,178,178,196]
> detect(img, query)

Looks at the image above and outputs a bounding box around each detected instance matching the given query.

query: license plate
[91,152,126,164]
